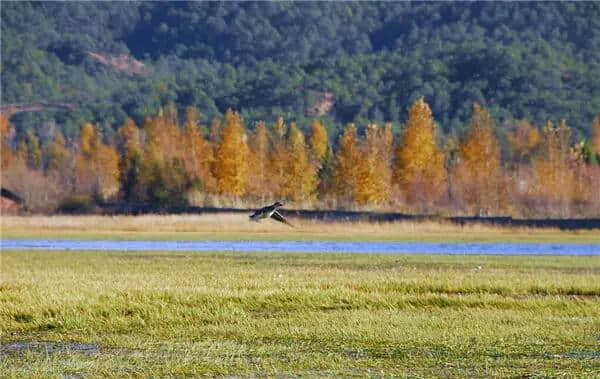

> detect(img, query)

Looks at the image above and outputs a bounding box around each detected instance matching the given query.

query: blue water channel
[1,239,599,255]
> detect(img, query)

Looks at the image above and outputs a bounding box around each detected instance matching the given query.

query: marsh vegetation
[2,214,600,243]
[1,248,599,376]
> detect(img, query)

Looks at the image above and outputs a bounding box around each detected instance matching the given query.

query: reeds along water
[0,213,586,235]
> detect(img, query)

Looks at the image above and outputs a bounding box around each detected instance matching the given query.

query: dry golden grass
[1,214,598,243]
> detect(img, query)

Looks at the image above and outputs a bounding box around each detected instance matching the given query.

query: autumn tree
[73,122,120,200]
[46,130,68,172]
[79,122,95,158]
[144,106,182,162]
[214,109,250,197]
[209,117,222,143]
[269,116,290,198]
[309,119,328,165]
[23,130,42,170]
[333,123,361,204]
[506,119,541,164]
[355,123,392,205]
[40,129,76,199]
[182,106,215,192]
[247,121,271,199]
[532,120,576,216]
[93,137,121,200]
[593,116,600,162]
[0,111,13,168]
[451,103,505,215]
[394,97,446,209]
[282,122,318,201]
[137,106,195,206]
[117,118,142,201]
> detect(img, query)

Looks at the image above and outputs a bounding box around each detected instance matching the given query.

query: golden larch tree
[333,123,361,203]
[507,120,540,163]
[21,130,42,170]
[183,106,215,192]
[214,109,250,196]
[451,103,505,215]
[269,116,290,198]
[209,117,222,143]
[45,129,76,194]
[1,111,13,168]
[117,118,142,201]
[532,120,575,216]
[79,122,96,158]
[74,122,120,200]
[355,123,392,205]
[248,121,271,199]
[144,108,182,162]
[394,97,446,208]
[593,116,600,156]
[46,130,69,172]
[309,119,328,165]
[283,122,318,201]
[93,136,121,200]
[117,118,141,159]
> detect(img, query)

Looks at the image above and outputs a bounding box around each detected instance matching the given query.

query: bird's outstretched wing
[270,210,294,227]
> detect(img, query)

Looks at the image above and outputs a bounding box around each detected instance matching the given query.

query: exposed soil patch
[87,51,147,75]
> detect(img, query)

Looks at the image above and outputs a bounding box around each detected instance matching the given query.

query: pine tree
[394,97,446,209]
[214,109,250,196]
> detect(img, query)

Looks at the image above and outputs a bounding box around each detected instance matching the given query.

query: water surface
[1,239,599,255]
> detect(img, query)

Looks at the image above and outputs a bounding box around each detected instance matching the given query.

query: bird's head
[274,201,284,208]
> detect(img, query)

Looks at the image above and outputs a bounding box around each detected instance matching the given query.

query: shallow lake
[1,239,599,255]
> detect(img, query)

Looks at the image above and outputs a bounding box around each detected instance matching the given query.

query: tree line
[2,99,599,217]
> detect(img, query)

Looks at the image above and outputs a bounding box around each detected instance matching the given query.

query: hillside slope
[1,2,599,139]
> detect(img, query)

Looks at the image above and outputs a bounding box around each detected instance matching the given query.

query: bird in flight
[249,201,294,227]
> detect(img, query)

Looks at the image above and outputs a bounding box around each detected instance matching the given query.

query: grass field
[1,248,599,377]
[2,214,600,242]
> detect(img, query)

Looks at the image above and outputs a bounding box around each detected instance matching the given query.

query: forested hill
[2,2,600,140]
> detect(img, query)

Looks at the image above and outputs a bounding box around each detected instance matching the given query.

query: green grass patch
[1,249,599,376]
